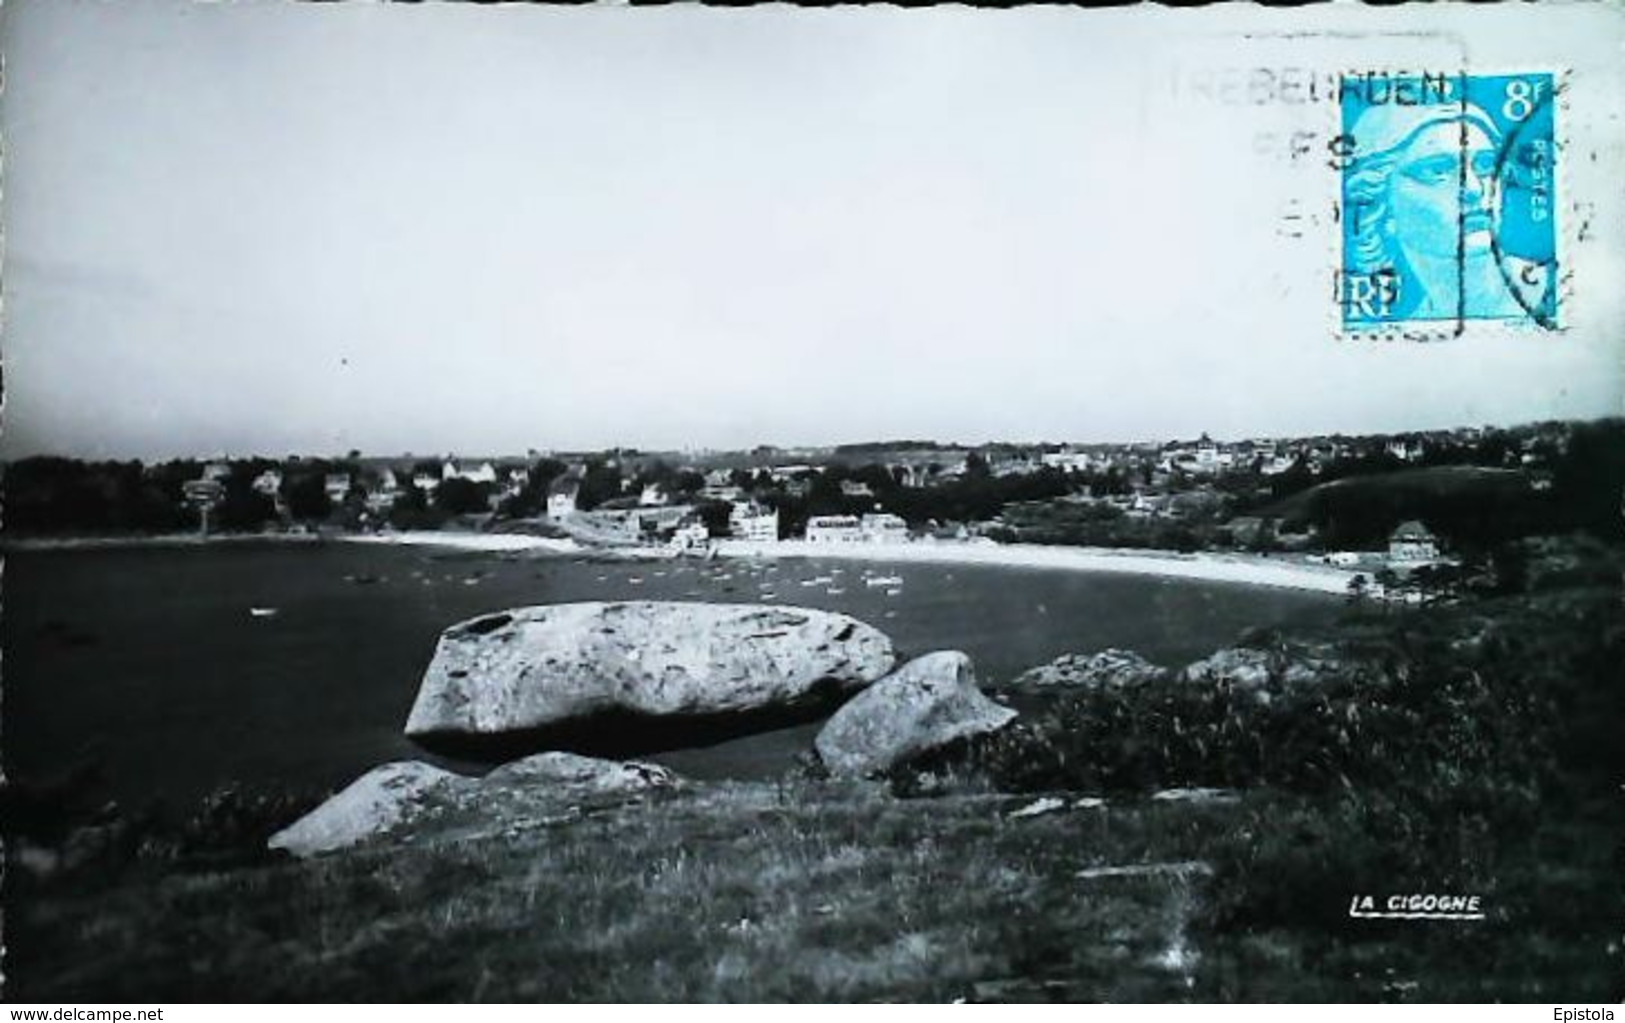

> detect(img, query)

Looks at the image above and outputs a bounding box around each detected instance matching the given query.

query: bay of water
[1,542,1339,808]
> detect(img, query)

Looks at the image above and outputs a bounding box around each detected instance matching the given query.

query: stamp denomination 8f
[1338,72,1558,332]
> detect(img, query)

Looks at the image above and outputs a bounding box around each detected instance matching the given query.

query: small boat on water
[249,607,279,619]
[865,575,904,587]
[826,587,845,596]
[885,588,902,597]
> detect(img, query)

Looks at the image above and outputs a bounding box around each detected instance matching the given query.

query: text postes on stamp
[1338,72,1558,333]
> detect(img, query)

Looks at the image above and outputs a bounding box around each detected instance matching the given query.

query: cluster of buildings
[538,466,916,551]
[803,513,909,544]
[175,420,1575,553]
[1033,423,1569,483]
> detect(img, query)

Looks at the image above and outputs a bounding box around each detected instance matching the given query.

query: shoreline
[4,529,1358,593]
[1,532,325,552]
[714,539,1359,594]
[340,531,582,555]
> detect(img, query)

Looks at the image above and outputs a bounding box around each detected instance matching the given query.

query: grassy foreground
[6,777,1614,1001]
[11,781,1214,1001]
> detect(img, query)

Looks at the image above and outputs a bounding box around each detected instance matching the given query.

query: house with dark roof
[1388,520,1439,562]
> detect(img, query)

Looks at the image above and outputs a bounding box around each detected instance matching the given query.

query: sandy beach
[341,530,582,554]
[347,531,1360,594]
[716,539,1359,594]
[6,529,1358,593]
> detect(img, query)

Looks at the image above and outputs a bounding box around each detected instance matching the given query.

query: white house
[1041,452,1091,472]
[639,483,670,507]
[1194,434,1219,472]
[252,469,283,496]
[669,519,710,552]
[1386,438,1423,462]
[840,480,875,499]
[729,501,779,542]
[860,512,909,544]
[442,460,499,484]
[805,514,863,543]
[547,474,581,519]
[323,473,352,501]
[1388,520,1439,562]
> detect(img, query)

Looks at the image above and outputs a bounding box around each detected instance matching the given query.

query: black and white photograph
[1,0,1621,1004]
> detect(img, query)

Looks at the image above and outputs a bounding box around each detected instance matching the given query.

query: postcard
[1,1,1620,1005]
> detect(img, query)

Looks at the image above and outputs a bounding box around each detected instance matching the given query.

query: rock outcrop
[1180,640,1350,694]
[482,751,678,797]
[1179,647,1275,691]
[405,602,895,758]
[267,761,463,857]
[1006,649,1168,692]
[815,651,1017,779]
[268,752,679,857]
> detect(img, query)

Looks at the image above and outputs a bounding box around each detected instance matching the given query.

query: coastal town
[6,417,1616,603]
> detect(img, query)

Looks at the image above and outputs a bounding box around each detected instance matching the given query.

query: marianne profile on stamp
[1340,74,1557,329]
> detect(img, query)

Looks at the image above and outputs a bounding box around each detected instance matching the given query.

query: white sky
[3,1,1622,459]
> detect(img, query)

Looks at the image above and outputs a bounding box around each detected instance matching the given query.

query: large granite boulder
[815,651,1017,778]
[406,602,896,758]
[1006,648,1168,693]
[268,752,679,857]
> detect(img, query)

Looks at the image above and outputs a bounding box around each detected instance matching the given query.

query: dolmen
[405,601,896,759]
[274,604,1026,858]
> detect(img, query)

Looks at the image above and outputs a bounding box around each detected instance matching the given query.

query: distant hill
[832,440,959,455]
[1260,466,1543,550]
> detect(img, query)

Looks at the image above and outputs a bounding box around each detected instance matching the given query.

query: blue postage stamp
[1339,72,1557,332]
